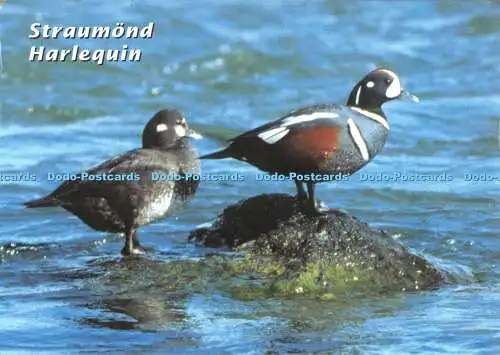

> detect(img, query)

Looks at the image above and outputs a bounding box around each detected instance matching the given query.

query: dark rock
[189,194,451,295]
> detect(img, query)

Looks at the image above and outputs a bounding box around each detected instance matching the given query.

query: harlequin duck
[24,109,202,256]
[200,68,419,216]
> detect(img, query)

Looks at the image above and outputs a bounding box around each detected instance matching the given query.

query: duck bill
[187,128,203,140]
[398,89,420,103]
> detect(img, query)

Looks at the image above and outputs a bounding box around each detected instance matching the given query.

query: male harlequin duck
[24,109,202,256]
[200,68,419,216]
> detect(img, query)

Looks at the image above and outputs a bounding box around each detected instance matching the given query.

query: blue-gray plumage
[200,68,419,216]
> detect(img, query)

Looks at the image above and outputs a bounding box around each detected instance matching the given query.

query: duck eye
[176,120,182,125]
[385,78,392,85]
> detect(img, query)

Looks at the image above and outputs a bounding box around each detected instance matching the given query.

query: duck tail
[24,196,60,208]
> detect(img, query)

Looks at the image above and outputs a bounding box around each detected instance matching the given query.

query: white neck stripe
[348,106,389,130]
[355,86,362,105]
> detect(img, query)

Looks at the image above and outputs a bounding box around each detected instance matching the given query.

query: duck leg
[132,232,142,250]
[121,226,145,256]
[294,179,308,201]
[302,182,322,216]
[305,181,343,217]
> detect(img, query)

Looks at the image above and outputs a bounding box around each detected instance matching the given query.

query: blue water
[0,0,499,353]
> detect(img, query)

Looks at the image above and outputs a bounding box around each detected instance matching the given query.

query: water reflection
[77,257,205,332]
[81,294,188,331]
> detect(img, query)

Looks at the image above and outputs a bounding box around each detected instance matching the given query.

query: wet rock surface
[189,194,452,295]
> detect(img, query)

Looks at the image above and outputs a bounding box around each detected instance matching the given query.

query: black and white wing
[232,104,346,145]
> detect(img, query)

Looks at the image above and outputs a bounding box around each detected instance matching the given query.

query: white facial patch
[347,118,370,161]
[378,69,401,99]
[175,125,186,137]
[257,111,340,144]
[366,81,375,88]
[156,123,168,132]
[386,76,401,98]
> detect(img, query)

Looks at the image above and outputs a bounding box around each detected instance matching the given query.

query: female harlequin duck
[200,68,419,216]
[24,109,202,256]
